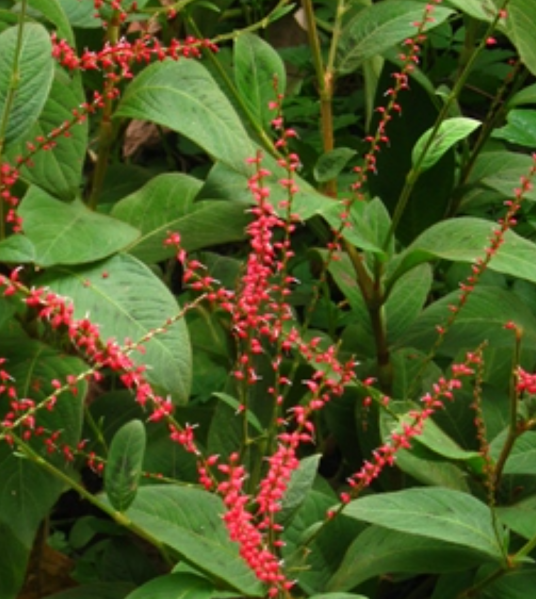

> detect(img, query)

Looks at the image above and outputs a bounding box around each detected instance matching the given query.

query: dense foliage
[2,0,536,598]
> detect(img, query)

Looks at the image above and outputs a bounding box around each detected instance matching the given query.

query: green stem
[301,0,339,196]
[384,0,510,251]
[0,0,28,240]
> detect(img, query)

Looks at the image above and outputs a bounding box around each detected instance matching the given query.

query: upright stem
[302,0,345,197]
[0,0,28,240]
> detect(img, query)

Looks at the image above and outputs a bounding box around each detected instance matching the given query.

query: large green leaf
[468,150,536,203]
[493,109,536,147]
[105,420,146,513]
[443,0,499,21]
[41,254,192,403]
[111,174,250,263]
[386,217,536,290]
[18,188,140,267]
[328,525,495,591]
[0,23,54,147]
[481,564,536,599]
[116,60,255,175]
[344,488,507,560]
[496,494,536,540]
[124,573,214,599]
[117,486,264,596]
[398,287,536,356]
[491,431,536,476]
[57,0,101,28]
[0,234,35,263]
[6,71,87,200]
[234,32,286,131]
[503,0,536,76]
[335,1,454,75]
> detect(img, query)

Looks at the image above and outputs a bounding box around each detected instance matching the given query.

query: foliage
[1,1,536,599]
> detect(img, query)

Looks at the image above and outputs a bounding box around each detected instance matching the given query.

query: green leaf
[508,82,536,108]
[277,455,321,526]
[105,420,146,513]
[0,23,54,147]
[468,150,536,203]
[18,188,140,267]
[336,1,454,75]
[314,148,357,183]
[0,234,35,263]
[234,32,286,131]
[385,263,432,344]
[111,174,250,264]
[116,60,254,174]
[5,71,87,200]
[399,287,536,356]
[29,0,76,44]
[57,0,101,28]
[118,486,264,596]
[386,217,536,290]
[41,254,192,403]
[412,117,481,171]
[443,0,499,22]
[198,159,333,221]
[344,488,506,560]
[125,572,214,599]
[503,0,536,76]
[328,525,494,591]
[492,431,536,476]
[282,485,365,595]
[480,564,536,598]
[497,494,536,541]
[493,109,536,147]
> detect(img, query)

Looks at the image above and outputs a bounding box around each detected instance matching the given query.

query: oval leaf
[412,117,481,172]
[328,525,495,591]
[386,217,536,290]
[6,71,87,200]
[116,60,254,174]
[105,419,146,513]
[234,32,286,131]
[18,188,140,267]
[118,486,264,596]
[336,1,454,75]
[0,23,54,147]
[111,174,250,263]
[344,487,506,560]
[41,254,192,403]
